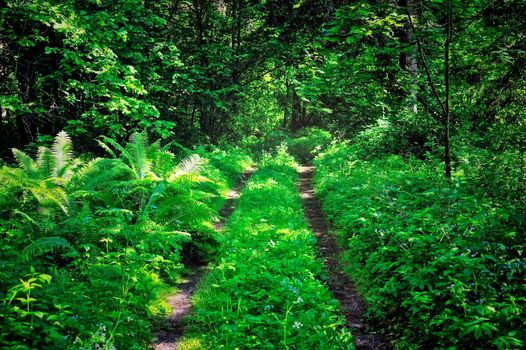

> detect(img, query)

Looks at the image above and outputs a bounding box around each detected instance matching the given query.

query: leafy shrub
[314,142,526,349]
[181,148,353,349]
[350,114,437,160]
[241,130,289,158]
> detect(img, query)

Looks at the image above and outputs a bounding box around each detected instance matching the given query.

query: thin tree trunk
[399,0,418,113]
[408,0,418,113]
[408,5,453,179]
[283,77,291,127]
[444,0,452,179]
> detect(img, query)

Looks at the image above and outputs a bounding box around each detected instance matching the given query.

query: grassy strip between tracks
[180,149,353,350]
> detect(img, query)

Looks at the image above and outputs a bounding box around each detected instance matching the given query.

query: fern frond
[96,140,118,159]
[95,208,134,217]
[13,209,38,226]
[11,148,38,178]
[171,173,211,186]
[22,237,76,261]
[153,151,176,178]
[140,181,166,221]
[147,139,162,164]
[169,154,206,181]
[27,185,69,214]
[127,131,151,179]
[51,131,74,179]
[163,230,192,237]
[72,158,133,191]
[0,167,26,187]
[165,140,190,154]
[99,136,136,174]
[36,146,54,178]
[157,195,216,226]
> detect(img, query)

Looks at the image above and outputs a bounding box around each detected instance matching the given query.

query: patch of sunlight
[179,338,206,350]
[252,178,278,190]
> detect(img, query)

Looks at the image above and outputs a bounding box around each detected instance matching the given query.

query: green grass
[181,149,353,349]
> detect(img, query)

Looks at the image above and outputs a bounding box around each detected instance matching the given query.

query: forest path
[153,167,256,350]
[298,165,389,350]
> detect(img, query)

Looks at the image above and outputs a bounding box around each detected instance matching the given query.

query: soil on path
[298,165,389,350]
[153,167,255,350]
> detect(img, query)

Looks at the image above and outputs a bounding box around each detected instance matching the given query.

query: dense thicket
[0,0,337,153]
[315,142,525,348]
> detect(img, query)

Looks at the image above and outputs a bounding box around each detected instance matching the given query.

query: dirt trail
[214,167,256,231]
[298,165,389,350]
[153,267,206,350]
[154,167,255,350]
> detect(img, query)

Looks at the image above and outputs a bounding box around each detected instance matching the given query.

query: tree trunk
[283,77,291,127]
[444,0,452,179]
[399,0,418,113]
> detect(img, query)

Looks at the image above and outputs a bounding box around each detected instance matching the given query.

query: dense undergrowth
[242,127,332,163]
[314,142,526,349]
[0,131,251,349]
[180,149,353,349]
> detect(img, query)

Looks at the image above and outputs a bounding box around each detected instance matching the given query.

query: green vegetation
[314,142,525,349]
[181,149,352,349]
[1,0,525,348]
[242,128,332,163]
[0,131,250,349]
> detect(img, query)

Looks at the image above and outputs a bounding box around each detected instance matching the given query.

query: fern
[9,132,75,183]
[27,185,69,214]
[72,158,133,191]
[13,209,39,226]
[0,167,24,187]
[99,136,136,172]
[170,154,206,180]
[147,139,162,166]
[0,167,69,213]
[36,146,55,178]
[99,132,153,179]
[139,181,166,222]
[22,237,77,261]
[11,148,38,178]
[95,208,134,217]
[51,131,73,179]
[96,139,118,159]
[157,195,216,226]
[127,131,151,179]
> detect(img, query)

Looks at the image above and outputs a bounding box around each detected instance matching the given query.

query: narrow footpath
[298,165,389,350]
[154,167,255,350]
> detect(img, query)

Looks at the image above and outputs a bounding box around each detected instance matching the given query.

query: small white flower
[292,321,303,329]
[293,297,303,304]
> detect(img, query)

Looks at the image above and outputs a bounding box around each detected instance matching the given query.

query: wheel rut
[298,165,389,350]
[153,167,255,350]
